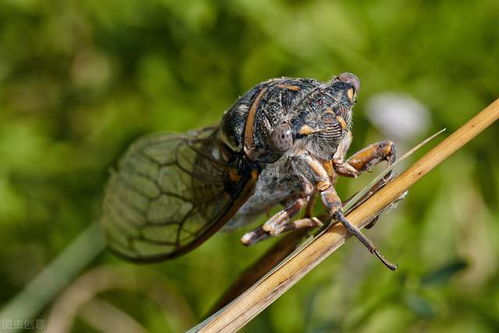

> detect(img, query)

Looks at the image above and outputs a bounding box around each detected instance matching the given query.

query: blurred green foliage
[0,0,498,332]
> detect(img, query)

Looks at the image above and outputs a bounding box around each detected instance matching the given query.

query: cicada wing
[100,127,256,262]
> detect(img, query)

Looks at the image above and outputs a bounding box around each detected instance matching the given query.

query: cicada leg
[334,139,396,178]
[332,131,360,178]
[240,215,323,246]
[320,183,398,270]
[278,217,323,233]
[304,191,317,218]
[240,226,272,246]
[297,153,398,270]
[270,191,324,235]
[334,138,398,229]
[241,197,321,246]
[262,198,308,235]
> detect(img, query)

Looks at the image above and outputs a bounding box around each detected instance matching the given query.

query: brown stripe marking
[244,87,268,160]
[336,115,347,130]
[228,169,241,182]
[347,88,355,102]
[277,84,301,91]
[299,125,315,135]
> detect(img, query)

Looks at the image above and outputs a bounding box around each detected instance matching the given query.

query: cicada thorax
[219,78,320,164]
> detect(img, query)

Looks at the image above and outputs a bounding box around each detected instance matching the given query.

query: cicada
[100,73,398,269]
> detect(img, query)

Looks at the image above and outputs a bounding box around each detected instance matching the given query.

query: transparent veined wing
[100,127,258,262]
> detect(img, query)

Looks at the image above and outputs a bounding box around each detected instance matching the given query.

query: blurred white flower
[366,93,431,143]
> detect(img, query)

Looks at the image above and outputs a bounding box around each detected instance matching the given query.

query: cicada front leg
[331,131,360,178]
[333,132,397,179]
[333,134,398,229]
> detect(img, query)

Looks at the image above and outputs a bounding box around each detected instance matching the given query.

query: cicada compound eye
[271,123,294,152]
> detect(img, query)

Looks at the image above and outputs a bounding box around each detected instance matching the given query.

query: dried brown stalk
[190,98,499,333]
[208,229,309,314]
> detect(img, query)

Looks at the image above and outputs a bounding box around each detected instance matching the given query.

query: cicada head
[292,72,360,161]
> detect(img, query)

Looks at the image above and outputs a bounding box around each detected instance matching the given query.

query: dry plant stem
[192,98,499,333]
[208,229,308,315]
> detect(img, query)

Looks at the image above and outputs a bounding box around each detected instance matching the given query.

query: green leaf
[421,260,468,286]
[405,293,435,318]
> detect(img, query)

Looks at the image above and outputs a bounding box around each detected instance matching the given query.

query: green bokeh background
[0,0,498,332]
